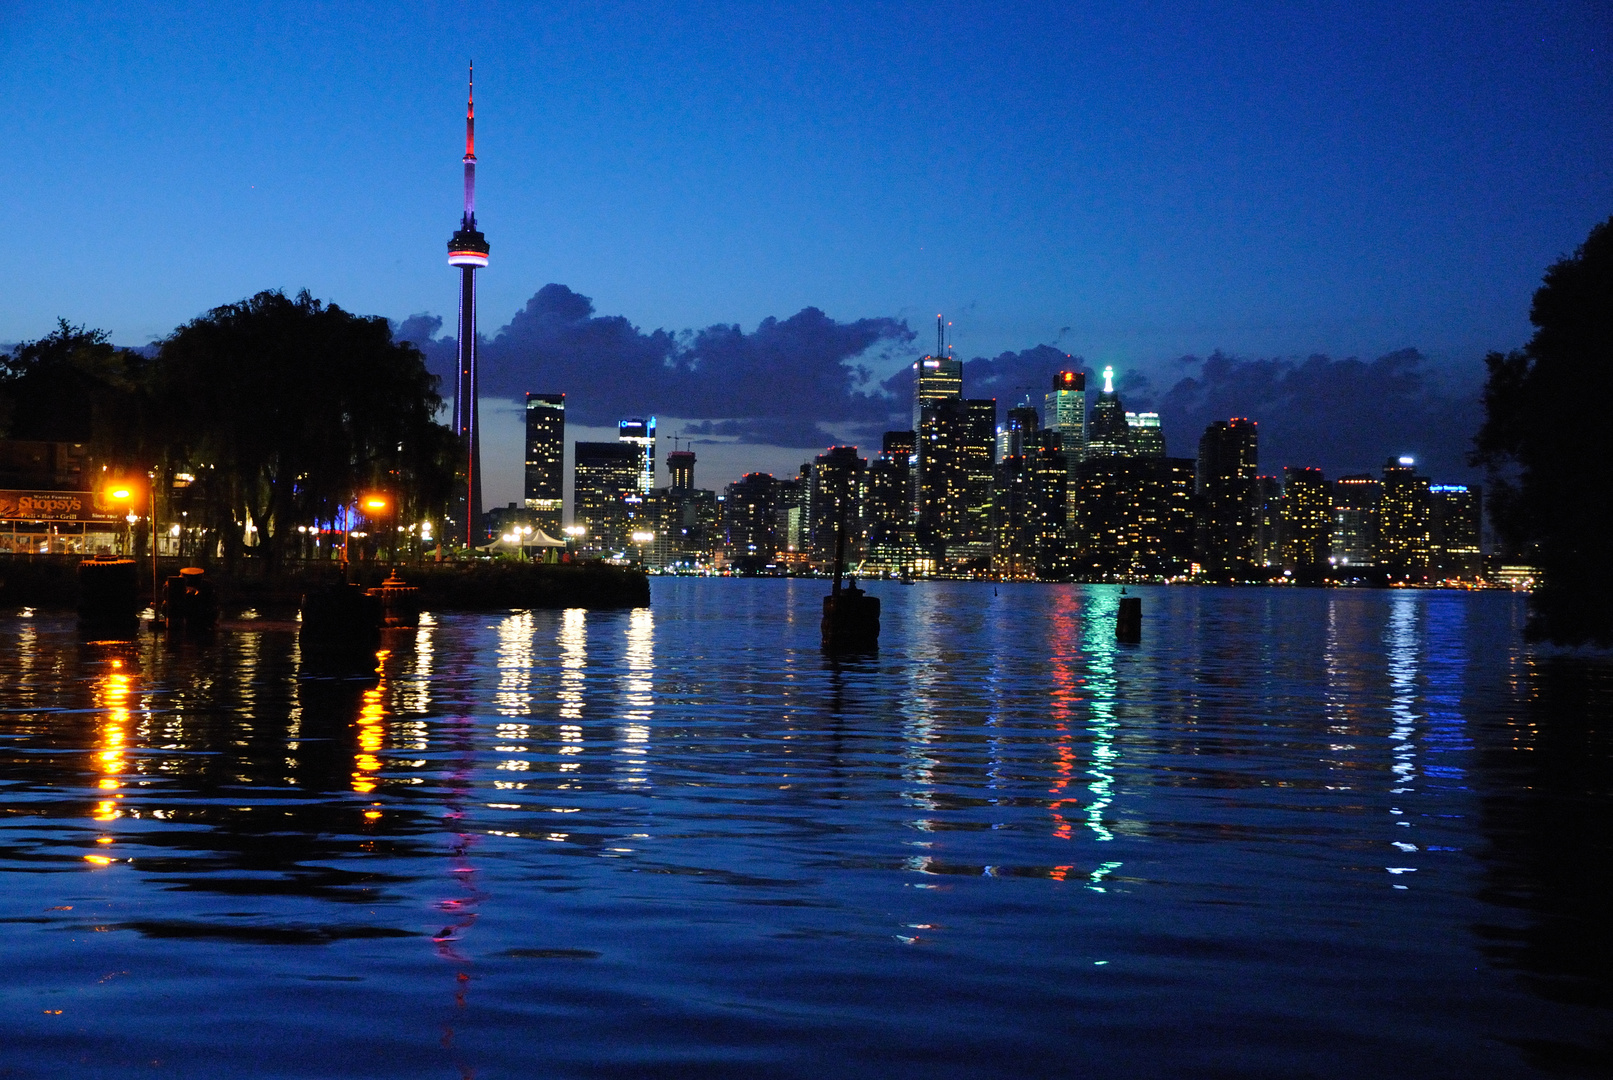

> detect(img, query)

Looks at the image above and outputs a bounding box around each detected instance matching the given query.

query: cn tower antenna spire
[936,314,943,359]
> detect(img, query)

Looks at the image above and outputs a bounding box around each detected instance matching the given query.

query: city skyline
[3,3,1609,511]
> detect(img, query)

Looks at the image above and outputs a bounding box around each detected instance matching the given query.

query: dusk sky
[3,1,1609,504]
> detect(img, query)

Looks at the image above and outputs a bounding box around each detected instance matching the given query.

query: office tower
[991,430,1068,579]
[447,66,491,546]
[618,418,656,494]
[997,403,1039,461]
[912,315,963,429]
[1045,370,1087,530]
[1071,454,1194,581]
[523,393,565,537]
[1087,366,1131,458]
[1125,412,1165,457]
[1330,474,1380,571]
[1430,483,1482,580]
[916,399,966,551]
[1378,457,1432,582]
[960,398,997,560]
[1254,475,1283,569]
[1195,418,1260,580]
[573,441,642,557]
[667,450,696,491]
[806,446,868,571]
[865,431,915,531]
[1280,466,1331,581]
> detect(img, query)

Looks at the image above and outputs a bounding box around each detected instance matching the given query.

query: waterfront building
[447,66,491,546]
[1087,366,1131,458]
[806,446,868,571]
[991,432,1069,579]
[1280,466,1331,581]
[1044,370,1087,530]
[1125,412,1165,457]
[861,431,920,575]
[619,418,656,494]
[523,393,565,538]
[1331,474,1380,571]
[1195,418,1260,580]
[573,441,643,557]
[721,472,794,571]
[1431,483,1482,580]
[1073,455,1195,580]
[1378,457,1432,582]
[652,449,719,571]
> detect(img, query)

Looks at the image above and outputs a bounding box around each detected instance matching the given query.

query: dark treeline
[0,290,458,571]
[1477,214,1613,646]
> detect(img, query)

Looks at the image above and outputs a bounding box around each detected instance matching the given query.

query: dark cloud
[398,284,912,447]
[1123,349,1482,480]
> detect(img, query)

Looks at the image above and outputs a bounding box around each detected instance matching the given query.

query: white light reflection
[614,608,654,787]
[495,612,534,717]
[558,609,585,721]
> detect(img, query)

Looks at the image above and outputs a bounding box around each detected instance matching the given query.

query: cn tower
[447,63,489,546]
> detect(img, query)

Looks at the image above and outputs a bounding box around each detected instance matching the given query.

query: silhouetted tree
[0,320,154,472]
[153,290,456,570]
[1475,215,1613,645]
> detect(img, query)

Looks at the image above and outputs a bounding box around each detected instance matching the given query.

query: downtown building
[1377,456,1432,582]
[650,449,719,572]
[523,393,565,538]
[573,421,657,559]
[1195,418,1260,580]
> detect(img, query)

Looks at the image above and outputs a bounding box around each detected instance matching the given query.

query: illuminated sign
[0,489,124,523]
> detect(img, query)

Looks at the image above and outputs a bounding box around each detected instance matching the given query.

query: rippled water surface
[1,581,1609,1078]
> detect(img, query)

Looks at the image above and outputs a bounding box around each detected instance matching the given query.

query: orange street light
[362,494,391,513]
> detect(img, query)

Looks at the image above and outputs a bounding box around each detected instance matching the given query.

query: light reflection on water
[0,580,1608,1078]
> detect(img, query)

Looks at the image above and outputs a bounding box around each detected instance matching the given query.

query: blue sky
[2,1,1609,501]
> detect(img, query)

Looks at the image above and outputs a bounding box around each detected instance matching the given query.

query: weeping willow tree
[153,290,458,570]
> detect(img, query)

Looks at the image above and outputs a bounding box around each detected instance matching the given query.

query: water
[0,581,1608,1078]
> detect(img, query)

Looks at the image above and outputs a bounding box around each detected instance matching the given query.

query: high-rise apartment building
[652,449,718,571]
[992,431,1070,579]
[523,393,565,537]
[1331,474,1380,571]
[1430,483,1482,580]
[667,450,696,492]
[1280,466,1331,580]
[1125,412,1165,457]
[960,398,997,560]
[806,446,868,571]
[721,473,794,571]
[573,441,643,557]
[1072,455,1195,579]
[1195,419,1260,580]
[1378,457,1432,582]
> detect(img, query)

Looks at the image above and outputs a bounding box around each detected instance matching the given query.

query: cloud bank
[395,284,911,447]
[398,288,1483,480]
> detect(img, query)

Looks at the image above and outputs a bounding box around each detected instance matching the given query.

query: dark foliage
[0,320,154,471]
[1475,216,1613,645]
[154,290,457,569]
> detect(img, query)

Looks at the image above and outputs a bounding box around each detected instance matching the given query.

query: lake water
[0,581,1608,1078]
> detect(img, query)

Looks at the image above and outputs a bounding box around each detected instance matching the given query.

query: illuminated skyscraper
[573,441,642,557]
[1195,418,1259,580]
[1280,466,1331,581]
[523,393,564,538]
[912,315,963,429]
[1378,456,1432,582]
[1330,474,1380,571]
[1125,412,1165,457]
[1044,370,1086,529]
[448,65,490,546]
[618,418,656,494]
[1087,366,1130,458]
[997,403,1039,461]
[806,446,868,571]
[1430,483,1482,580]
